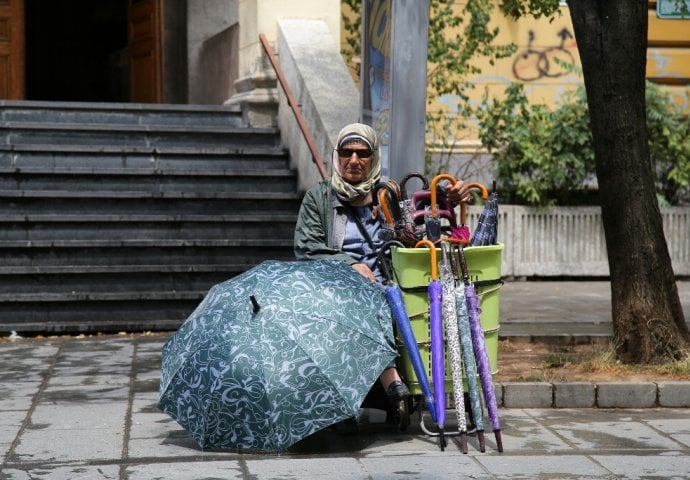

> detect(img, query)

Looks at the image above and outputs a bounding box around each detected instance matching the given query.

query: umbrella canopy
[159,260,397,452]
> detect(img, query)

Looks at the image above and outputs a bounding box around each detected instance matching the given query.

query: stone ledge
[497,381,690,408]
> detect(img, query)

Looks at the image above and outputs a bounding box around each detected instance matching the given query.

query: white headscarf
[331,123,382,206]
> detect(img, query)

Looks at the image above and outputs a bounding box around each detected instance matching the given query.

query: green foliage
[476,83,595,205]
[476,81,690,206]
[500,0,561,20]
[341,0,361,66]
[646,82,690,205]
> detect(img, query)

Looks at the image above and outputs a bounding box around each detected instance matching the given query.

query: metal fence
[466,205,690,278]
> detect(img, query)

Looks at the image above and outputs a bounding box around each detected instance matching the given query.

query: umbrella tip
[249,295,261,313]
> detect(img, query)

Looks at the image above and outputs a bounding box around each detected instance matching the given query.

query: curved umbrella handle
[376,189,395,227]
[400,172,429,200]
[429,174,457,217]
[376,240,404,285]
[373,182,404,226]
[415,239,438,281]
[455,181,489,226]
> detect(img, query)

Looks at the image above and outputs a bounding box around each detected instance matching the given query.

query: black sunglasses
[337,148,373,159]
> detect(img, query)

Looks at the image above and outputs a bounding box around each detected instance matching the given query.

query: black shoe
[386,380,411,404]
[329,417,359,436]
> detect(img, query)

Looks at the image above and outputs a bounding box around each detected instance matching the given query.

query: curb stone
[499,381,690,408]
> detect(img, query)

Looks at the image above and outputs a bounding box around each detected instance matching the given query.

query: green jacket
[293,180,358,266]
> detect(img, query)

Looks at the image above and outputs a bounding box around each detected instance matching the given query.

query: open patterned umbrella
[158,260,397,452]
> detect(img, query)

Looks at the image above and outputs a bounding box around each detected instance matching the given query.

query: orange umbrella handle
[466,182,489,201]
[459,181,489,225]
[415,239,438,281]
[377,189,395,227]
[429,174,457,217]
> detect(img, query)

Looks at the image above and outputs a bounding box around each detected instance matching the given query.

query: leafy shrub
[476,82,690,206]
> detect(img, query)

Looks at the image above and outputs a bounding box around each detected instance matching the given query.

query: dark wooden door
[128,0,162,103]
[0,0,25,99]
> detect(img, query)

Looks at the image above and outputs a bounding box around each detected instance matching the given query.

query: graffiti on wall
[512,29,577,82]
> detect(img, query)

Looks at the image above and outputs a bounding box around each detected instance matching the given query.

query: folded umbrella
[470,184,499,247]
[416,239,446,450]
[158,259,397,453]
[440,241,468,453]
[399,172,429,240]
[424,174,459,242]
[373,182,417,247]
[376,241,437,426]
[458,249,503,452]
[448,243,486,452]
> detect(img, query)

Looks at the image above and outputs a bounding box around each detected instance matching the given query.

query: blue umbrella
[416,239,446,450]
[376,241,438,424]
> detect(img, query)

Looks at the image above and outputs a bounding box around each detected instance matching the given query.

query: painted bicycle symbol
[512,29,576,82]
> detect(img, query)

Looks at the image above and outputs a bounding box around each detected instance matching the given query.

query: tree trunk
[567,0,688,363]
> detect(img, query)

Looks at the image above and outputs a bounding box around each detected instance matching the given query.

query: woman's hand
[446,180,471,205]
[352,263,377,282]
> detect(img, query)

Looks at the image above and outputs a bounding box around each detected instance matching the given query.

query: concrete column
[225,0,341,126]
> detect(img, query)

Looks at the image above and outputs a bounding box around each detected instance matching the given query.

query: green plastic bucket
[390,244,504,394]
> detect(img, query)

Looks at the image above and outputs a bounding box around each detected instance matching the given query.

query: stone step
[0,167,296,193]
[1,122,281,149]
[0,145,291,170]
[0,100,244,128]
[0,100,301,333]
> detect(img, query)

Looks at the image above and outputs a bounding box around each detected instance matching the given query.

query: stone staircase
[0,101,301,334]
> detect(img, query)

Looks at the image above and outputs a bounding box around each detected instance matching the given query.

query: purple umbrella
[416,239,446,450]
[440,242,468,453]
[458,248,503,452]
[448,243,486,452]
[376,241,438,425]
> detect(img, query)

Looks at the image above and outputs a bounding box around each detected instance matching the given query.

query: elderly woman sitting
[294,122,469,431]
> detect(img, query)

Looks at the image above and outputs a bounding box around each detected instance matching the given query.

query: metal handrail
[259,33,328,180]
